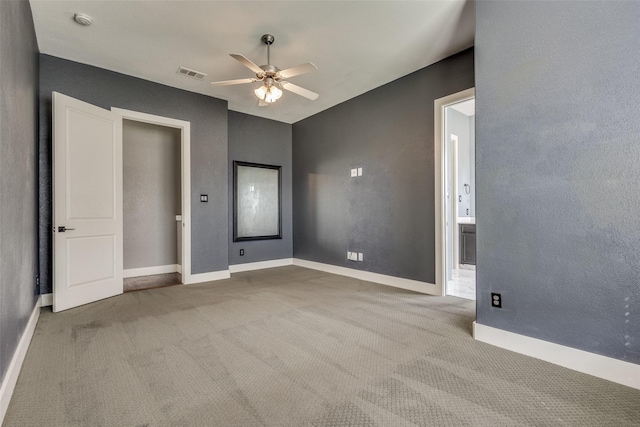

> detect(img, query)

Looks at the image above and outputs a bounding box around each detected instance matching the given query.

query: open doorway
[444,99,475,300]
[112,108,192,291]
[434,88,475,300]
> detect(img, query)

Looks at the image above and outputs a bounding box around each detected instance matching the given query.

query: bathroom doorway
[434,88,475,300]
[444,98,476,300]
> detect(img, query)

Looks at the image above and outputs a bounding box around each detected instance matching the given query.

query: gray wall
[228,111,292,265]
[123,120,181,270]
[39,55,228,293]
[476,1,640,363]
[292,48,474,283]
[0,0,39,382]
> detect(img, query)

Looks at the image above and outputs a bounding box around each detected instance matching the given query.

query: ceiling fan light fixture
[268,86,283,101]
[254,85,282,103]
[254,85,267,99]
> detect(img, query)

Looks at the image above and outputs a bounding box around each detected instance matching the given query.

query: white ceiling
[450,98,475,116]
[29,1,474,124]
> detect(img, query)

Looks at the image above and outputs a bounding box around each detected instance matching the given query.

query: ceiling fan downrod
[261,34,275,66]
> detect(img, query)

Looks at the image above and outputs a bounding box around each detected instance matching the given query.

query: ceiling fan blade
[230,54,264,75]
[278,62,318,79]
[281,81,319,100]
[210,78,257,86]
[258,99,270,107]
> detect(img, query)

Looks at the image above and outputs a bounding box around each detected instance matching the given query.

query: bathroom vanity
[458,217,476,265]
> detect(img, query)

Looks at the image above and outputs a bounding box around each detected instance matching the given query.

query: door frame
[112,108,192,284]
[434,87,475,296]
[450,134,460,271]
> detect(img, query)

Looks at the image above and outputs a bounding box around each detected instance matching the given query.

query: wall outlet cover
[350,168,358,177]
[491,293,502,308]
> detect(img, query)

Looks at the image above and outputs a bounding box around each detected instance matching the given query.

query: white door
[53,92,123,312]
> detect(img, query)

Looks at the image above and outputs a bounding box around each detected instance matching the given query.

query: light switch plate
[200,194,208,202]
[357,167,363,176]
[358,253,363,261]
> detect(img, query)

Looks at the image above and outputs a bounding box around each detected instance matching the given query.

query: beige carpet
[4,266,640,426]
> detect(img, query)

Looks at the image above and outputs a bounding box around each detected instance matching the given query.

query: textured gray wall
[0,0,39,382]
[228,111,292,265]
[123,120,181,270]
[476,1,640,363]
[39,55,228,293]
[292,49,474,283]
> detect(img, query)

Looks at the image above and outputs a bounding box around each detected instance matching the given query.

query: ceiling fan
[211,34,318,106]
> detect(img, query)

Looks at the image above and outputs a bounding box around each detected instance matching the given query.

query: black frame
[233,161,282,242]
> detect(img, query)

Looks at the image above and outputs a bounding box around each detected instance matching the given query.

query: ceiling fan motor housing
[259,64,280,80]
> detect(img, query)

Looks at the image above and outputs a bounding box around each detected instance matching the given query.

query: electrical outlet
[36,275,40,287]
[200,194,208,202]
[350,168,358,177]
[491,293,502,308]
[239,249,244,256]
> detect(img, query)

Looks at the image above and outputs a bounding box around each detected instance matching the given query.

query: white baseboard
[183,269,230,285]
[123,264,179,278]
[229,258,293,274]
[473,321,640,390]
[40,293,53,307]
[176,264,182,274]
[292,258,438,295]
[0,297,41,425]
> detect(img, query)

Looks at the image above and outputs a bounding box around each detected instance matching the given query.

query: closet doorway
[113,108,192,290]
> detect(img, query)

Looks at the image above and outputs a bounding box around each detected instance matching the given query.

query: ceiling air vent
[177,67,207,80]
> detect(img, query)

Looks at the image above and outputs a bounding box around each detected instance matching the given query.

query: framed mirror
[233,161,282,241]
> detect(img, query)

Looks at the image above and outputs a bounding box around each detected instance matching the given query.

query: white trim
[293,258,437,295]
[434,88,475,297]
[176,264,182,274]
[41,293,53,307]
[183,269,230,285]
[123,264,180,278]
[473,322,640,390]
[451,134,460,270]
[0,298,41,425]
[229,258,293,273]
[111,108,192,285]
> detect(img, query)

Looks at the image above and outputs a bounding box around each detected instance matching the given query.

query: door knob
[58,226,75,232]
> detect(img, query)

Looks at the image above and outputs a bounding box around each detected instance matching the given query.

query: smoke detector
[73,13,93,26]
